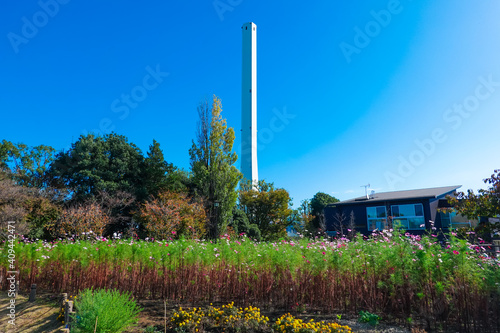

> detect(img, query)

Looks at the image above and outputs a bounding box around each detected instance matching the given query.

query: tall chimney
[241,22,258,186]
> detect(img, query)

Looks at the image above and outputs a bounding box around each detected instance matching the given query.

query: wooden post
[61,293,68,308]
[65,300,73,325]
[15,281,19,296]
[28,284,37,302]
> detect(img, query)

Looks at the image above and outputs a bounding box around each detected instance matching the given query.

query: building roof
[329,185,461,206]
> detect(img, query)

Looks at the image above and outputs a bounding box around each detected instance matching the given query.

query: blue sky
[2,0,500,205]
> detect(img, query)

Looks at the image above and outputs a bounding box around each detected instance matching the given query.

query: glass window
[367,206,388,230]
[390,204,425,230]
[440,211,471,229]
[415,205,423,216]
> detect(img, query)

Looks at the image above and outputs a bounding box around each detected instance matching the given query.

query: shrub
[53,202,109,238]
[71,288,140,333]
[358,310,380,327]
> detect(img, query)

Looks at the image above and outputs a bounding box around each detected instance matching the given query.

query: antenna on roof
[361,184,370,200]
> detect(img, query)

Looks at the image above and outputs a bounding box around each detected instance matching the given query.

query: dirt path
[0,292,411,333]
[0,292,63,333]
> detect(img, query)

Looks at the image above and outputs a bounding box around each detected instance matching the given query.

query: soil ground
[0,292,411,333]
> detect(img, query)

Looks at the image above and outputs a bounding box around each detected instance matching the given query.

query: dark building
[324,185,475,236]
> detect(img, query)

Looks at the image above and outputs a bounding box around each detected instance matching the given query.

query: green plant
[143,326,162,333]
[71,288,140,333]
[358,310,380,327]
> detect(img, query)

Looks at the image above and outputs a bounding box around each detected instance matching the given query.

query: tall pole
[241,22,258,186]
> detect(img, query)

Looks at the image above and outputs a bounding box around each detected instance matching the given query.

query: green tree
[230,208,261,241]
[448,169,500,219]
[310,192,339,231]
[165,169,192,194]
[189,96,242,239]
[0,140,56,189]
[49,133,143,202]
[239,180,293,240]
[142,139,175,198]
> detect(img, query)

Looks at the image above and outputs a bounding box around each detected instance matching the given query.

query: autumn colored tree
[189,96,242,239]
[137,191,206,240]
[52,202,110,239]
[239,180,293,240]
[0,175,30,238]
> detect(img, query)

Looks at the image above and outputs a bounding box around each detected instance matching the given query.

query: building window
[440,210,471,229]
[366,206,387,230]
[391,204,425,230]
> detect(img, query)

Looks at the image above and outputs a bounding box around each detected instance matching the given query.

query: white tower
[241,22,258,185]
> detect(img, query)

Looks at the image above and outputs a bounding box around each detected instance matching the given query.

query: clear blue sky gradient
[2,1,500,205]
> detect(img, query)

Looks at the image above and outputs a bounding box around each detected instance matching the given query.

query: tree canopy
[0,139,56,189]
[448,169,500,219]
[49,133,144,201]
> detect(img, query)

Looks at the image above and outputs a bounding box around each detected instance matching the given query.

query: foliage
[448,169,500,218]
[189,96,242,239]
[51,202,109,238]
[358,311,380,327]
[142,139,176,199]
[231,208,250,234]
[239,180,293,240]
[24,195,62,239]
[310,192,339,231]
[230,209,262,241]
[49,133,144,202]
[71,288,140,333]
[0,139,56,189]
[137,191,206,240]
[165,169,193,195]
[0,174,64,239]
[0,176,29,237]
[447,169,500,235]
[274,313,352,333]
